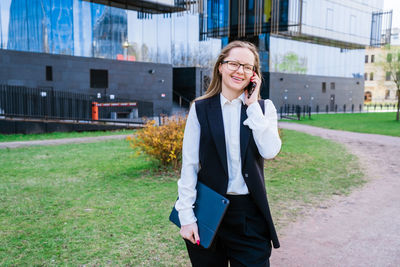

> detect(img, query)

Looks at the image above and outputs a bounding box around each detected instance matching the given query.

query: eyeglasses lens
[227,62,253,74]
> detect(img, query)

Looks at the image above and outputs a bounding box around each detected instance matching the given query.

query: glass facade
[201,0,289,39]
[0,0,371,78]
[6,0,76,54]
[298,0,384,46]
[270,36,365,78]
[0,0,221,67]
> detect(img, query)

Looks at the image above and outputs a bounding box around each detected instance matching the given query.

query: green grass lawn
[0,130,364,266]
[281,112,400,137]
[0,129,136,143]
[265,130,364,227]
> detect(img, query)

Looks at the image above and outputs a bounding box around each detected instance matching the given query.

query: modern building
[390,28,400,46]
[0,0,221,118]
[199,0,391,112]
[0,0,393,120]
[364,46,399,104]
[1,0,221,63]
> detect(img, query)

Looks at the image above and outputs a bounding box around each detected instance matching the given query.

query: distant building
[364,46,399,104]
[391,28,400,45]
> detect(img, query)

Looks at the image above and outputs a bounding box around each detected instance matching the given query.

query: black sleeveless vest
[195,94,280,249]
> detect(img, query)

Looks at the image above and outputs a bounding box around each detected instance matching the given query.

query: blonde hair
[195,40,262,102]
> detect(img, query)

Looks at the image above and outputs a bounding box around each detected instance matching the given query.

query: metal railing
[173,90,192,108]
[0,85,92,120]
[0,84,153,123]
[279,103,399,120]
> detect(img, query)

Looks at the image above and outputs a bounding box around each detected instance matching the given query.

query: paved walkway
[0,134,129,149]
[271,122,400,267]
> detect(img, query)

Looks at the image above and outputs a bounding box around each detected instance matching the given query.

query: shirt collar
[220,92,245,107]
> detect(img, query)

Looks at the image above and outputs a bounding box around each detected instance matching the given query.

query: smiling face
[218,47,255,99]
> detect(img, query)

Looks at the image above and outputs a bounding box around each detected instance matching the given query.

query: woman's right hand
[180,222,200,245]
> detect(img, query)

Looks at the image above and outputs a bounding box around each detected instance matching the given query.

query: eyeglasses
[222,61,254,74]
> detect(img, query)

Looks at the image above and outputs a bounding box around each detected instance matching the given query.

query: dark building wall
[269,72,364,112]
[173,67,211,106]
[0,49,172,115]
[173,67,196,102]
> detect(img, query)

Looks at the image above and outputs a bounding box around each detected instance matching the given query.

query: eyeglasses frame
[221,60,255,74]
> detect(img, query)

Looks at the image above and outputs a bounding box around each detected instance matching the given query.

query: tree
[378,45,400,121]
[128,42,139,60]
[141,43,149,62]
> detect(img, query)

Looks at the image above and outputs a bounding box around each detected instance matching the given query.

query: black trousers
[185,194,272,267]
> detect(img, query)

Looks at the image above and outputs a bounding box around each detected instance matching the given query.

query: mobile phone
[246,75,256,99]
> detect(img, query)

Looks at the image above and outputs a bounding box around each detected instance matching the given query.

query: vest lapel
[206,95,229,177]
[240,103,251,167]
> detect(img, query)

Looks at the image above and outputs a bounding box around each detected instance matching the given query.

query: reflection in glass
[0,0,221,67]
[270,36,364,78]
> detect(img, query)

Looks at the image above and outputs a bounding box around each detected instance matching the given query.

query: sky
[384,0,400,29]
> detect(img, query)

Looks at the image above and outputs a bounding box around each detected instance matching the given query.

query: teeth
[232,77,244,81]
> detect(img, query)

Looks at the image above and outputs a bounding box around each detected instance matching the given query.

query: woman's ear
[218,63,222,75]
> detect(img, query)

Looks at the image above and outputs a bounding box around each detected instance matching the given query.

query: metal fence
[0,84,153,122]
[280,103,399,120]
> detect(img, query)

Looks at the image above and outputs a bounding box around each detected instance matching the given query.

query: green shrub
[127,116,186,169]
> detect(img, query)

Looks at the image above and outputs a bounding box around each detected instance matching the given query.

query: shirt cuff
[178,208,197,226]
[243,101,269,130]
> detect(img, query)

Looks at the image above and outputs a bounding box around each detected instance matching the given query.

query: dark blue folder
[169,182,230,249]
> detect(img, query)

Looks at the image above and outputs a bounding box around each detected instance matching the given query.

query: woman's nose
[236,65,245,74]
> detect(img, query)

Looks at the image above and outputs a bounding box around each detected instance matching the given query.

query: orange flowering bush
[126,115,186,169]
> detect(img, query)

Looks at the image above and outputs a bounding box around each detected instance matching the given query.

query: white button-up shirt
[175,93,281,226]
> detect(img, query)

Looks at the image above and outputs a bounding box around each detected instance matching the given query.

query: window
[322,82,326,93]
[370,72,374,81]
[330,82,335,89]
[90,69,108,88]
[46,66,53,81]
[326,8,333,30]
[365,55,368,63]
[364,91,372,102]
[371,55,375,63]
[386,72,391,81]
[385,90,390,100]
[364,72,368,80]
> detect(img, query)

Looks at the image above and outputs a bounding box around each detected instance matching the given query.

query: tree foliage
[377,45,400,121]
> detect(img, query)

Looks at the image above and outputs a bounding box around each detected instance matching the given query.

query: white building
[268,0,387,111]
[391,28,400,45]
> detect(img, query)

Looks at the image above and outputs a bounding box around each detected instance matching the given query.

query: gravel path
[271,122,400,267]
[0,134,129,149]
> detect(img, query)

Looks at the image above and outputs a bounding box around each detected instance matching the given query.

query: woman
[175,40,281,267]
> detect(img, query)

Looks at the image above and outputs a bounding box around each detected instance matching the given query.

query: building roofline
[82,0,187,14]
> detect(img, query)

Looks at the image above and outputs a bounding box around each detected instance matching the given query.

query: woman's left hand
[244,72,261,106]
